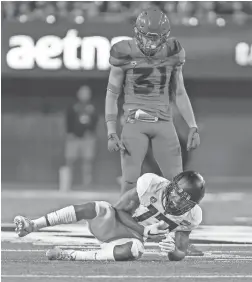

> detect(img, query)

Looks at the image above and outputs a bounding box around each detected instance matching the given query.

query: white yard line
[2,274,252,279]
[2,249,45,252]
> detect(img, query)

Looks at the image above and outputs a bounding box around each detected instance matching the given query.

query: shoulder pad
[137,173,168,199]
[109,40,132,67]
[166,37,185,63]
[191,205,202,227]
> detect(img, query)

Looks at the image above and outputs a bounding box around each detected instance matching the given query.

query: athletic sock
[32,206,77,230]
[69,249,115,261]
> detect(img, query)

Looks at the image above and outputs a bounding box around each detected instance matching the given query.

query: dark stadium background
[2,2,252,281]
[2,1,252,189]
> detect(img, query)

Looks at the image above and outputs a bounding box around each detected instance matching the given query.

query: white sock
[32,206,77,230]
[32,217,47,231]
[69,249,115,261]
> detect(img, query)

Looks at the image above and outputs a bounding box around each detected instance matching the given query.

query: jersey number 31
[133,67,167,95]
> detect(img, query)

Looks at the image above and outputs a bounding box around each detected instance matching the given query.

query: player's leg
[120,121,149,195]
[141,143,163,176]
[80,132,97,186]
[46,238,144,261]
[46,201,144,261]
[14,202,97,237]
[151,121,183,180]
[59,136,79,191]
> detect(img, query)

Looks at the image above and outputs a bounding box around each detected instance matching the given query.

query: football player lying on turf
[14,171,205,262]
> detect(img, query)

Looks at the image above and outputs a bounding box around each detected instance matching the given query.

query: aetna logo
[6,29,131,70]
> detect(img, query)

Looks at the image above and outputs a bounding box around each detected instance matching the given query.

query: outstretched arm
[168,231,191,261]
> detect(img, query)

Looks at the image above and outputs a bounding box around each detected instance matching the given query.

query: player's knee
[121,180,136,194]
[113,240,144,261]
[74,202,97,221]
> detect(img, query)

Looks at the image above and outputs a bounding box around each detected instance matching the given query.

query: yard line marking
[2,249,45,252]
[194,244,252,247]
[214,258,252,262]
[210,251,252,253]
[2,275,252,279]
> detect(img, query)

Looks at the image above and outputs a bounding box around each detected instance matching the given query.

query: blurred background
[1,1,252,194]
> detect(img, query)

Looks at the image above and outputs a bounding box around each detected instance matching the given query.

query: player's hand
[187,127,200,151]
[108,133,125,152]
[159,234,176,254]
[143,221,168,240]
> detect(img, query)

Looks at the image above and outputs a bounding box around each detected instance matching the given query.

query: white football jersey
[132,173,202,232]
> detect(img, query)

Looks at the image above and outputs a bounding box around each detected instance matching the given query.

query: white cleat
[46,247,76,261]
[14,215,35,237]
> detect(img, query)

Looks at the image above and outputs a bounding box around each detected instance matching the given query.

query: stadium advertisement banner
[1,22,252,79]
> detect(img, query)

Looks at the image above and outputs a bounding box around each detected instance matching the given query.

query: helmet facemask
[162,181,197,216]
[134,27,170,56]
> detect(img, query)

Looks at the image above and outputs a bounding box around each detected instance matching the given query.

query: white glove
[143,221,168,240]
[159,234,175,254]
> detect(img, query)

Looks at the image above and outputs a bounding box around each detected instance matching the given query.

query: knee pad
[130,239,145,259]
[94,201,113,218]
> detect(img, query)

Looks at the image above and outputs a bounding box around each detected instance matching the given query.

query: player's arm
[114,188,166,239]
[105,66,124,135]
[172,67,197,130]
[114,187,140,213]
[171,64,200,150]
[113,188,147,236]
[105,66,126,152]
[169,231,191,261]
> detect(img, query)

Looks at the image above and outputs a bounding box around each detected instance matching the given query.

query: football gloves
[187,127,200,151]
[108,133,125,152]
[159,234,176,254]
[143,221,168,240]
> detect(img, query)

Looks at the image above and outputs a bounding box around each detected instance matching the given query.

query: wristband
[108,133,117,140]
[189,126,198,132]
[105,114,117,123]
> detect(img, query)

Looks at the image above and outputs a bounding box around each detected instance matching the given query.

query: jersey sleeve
[136,173,168,200]
[136,173,155,199]
[175,205,202,232]
[109,40,132,67]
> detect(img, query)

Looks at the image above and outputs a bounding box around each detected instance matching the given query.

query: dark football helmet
[135,7,171,56]
[162,171,205,216]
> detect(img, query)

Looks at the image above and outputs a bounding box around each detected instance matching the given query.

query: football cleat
[46,247,76,261]
[14,215,35,237]
[186,244,204,256]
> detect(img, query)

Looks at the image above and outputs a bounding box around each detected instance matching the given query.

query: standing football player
[14,171,205,262]
[105,7,200,195]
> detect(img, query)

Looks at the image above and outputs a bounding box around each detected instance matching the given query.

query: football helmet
[162,171,205,216]
[135,7,171,56]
